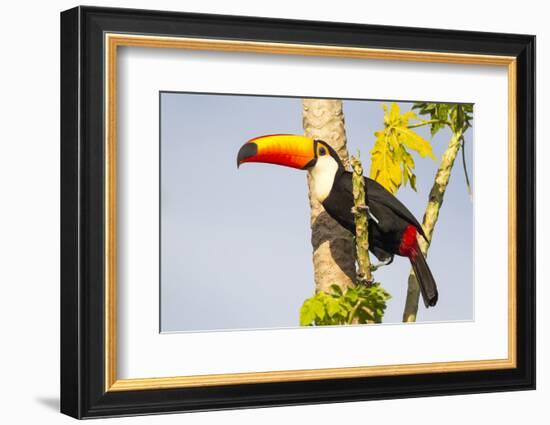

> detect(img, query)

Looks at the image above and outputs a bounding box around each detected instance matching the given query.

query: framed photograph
[60,6,535,419]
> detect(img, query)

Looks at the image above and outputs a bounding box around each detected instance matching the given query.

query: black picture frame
[61,5,535,419]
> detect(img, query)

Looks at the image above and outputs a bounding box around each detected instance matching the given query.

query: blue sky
[160,92,474,332]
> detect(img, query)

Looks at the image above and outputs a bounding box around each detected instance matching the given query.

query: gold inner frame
[104,33,518,392]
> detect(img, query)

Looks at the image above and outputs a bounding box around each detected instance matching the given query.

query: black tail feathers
[410,251,438,307]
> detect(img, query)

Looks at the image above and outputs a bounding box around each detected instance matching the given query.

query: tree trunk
[302,99,356,293]
[402,128,465,322]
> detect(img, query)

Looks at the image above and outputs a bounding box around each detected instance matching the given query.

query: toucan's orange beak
[237,134,316,170]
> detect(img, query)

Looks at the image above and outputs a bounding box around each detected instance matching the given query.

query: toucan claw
[351,205,380,224]
[356,274,375,287]
[370,256,394,271]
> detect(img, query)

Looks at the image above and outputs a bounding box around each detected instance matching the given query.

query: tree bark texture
[402,128,465,322]
[302,99,356,293]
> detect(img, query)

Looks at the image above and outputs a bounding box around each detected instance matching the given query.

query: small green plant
[300,284,391,326]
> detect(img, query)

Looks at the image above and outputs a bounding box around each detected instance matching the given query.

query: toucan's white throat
[309,155,339,203]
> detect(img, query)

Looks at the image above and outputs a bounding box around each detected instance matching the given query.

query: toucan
[237,134,438,308]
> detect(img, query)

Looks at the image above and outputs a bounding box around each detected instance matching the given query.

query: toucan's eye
[318,147,327,156]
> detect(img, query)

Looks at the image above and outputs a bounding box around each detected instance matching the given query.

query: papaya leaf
[399,128,436,159]
[413,102,474,196]
[370,103,435,194]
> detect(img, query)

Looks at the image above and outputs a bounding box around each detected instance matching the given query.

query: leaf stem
[347,300,362,325]
[407,119,451,129]
[461,135,472,198]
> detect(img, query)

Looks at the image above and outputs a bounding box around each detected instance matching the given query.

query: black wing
[336,171,428,241]
[364,175,428,241]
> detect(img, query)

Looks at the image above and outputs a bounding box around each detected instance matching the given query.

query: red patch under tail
[399,224,419,259]
[400,224,438,307]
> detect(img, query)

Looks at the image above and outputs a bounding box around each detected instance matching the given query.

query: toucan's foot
[351,205,368,215]
[351,205,380,224]
[370,256,394,271]
[357,274,375,287]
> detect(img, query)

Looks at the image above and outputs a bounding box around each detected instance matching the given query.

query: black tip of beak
[237,142,258,168]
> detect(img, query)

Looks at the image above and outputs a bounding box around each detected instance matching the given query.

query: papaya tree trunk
[302,99,356,293]
[402,128,464,322]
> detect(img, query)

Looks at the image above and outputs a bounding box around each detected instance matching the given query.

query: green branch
[402,127,465,322]
[350,153,373,285]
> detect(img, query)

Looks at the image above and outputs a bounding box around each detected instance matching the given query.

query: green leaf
[326,297,342,317]
[437,104,449,121]
[358,307,375,322]
[430,121,444,137]
[311,298,325,320]
[413,102,473,137]
[299,299,316,326]
[346,287,358,303]
[329,284,343,296]
[300,283,392,326]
